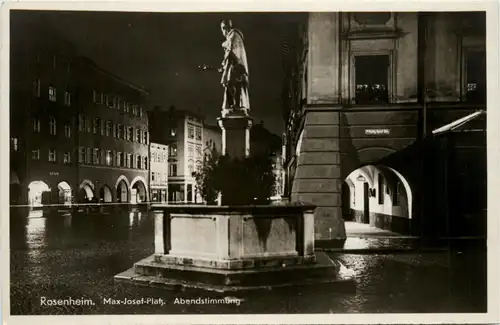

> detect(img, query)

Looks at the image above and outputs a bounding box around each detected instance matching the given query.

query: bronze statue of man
[219,20,250,115]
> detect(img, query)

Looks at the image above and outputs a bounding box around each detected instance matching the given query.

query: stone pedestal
[217,110,252,159]
[115,203,356,293]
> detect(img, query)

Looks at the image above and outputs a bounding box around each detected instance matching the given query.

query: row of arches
[25,176,148,207]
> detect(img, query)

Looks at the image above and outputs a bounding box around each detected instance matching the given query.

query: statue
[218,20,250,116]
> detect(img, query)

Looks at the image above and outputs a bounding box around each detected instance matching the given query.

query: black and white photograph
[2,1,499,324]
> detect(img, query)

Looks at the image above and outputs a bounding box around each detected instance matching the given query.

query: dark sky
[16,10,305,135]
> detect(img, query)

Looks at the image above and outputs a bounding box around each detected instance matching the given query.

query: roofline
[80,57,150,96]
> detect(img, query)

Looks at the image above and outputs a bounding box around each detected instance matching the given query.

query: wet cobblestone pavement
[9,207,487,314]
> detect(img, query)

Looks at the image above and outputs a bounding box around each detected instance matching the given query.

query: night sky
[14,10,306,135]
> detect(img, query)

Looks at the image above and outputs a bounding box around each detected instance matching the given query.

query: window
[196,162,202,173]
[93,148,100,164]
[100,120,105,135]
[188,164,194,175]
[117,152,123,167]
[33,79,41,97]
[106,150,112,166]
[138,107,143,117]
[93,118,100,134]
[49,86,57,102]
[32,149,40,160]
[136,155,142,169]
[169,164,177,176]
[143,131,148,144]
[106,121,112,136]
[144,157,148,170]
[113,124,117,138]
[127,127,133,141]
[378,173,385,205]
[170,128,177,136]
[126,102,132,113]
[196,146,202,158]
[11,137,19,152]
[188,126,194,139]
[106,95,116,108]
[64,91,71,106]
[117,125,123,139]
[170,144,178,157]
[49,117,57,135]
[152,172,156,182]
[188,145,193,157]
[86,116,91,132]
[187,184,193,202]
[49,149,57,162]
[465,51,486,103]
[78,115,84,131]
[117,99,124,111]
[33,118,41,132]
[63,152,71,164]
[355,55,389,104]
[64,124,71,138]
[195,127,201,140]
[132,105,138,116]
[127,153,132,168]
[393,180,401,206]
[136,129,142,143]
[86,148,92,164]
[79,147,85,163]
[93,90,103,104]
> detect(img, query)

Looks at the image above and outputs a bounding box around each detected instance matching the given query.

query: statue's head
[220,20,232,37]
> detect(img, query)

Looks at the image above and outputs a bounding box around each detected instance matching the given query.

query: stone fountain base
[114,203,356,293]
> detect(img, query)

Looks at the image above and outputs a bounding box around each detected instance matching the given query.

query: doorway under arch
[79,181,95,203]
[57,181,73,206]
[116,180,129,203]
[131,179,147,204]
[100,185,113,203]
[28,181,51,207]
[343,164,412,235]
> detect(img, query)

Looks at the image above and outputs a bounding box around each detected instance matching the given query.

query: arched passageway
[57,181,72,206]
[28,181,50,207]
[116,180,129,203]
[99,185,113,203]
[343,164,412,235]
[131,180,147,204]
[79,181,95,203]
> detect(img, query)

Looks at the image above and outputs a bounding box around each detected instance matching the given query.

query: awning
[432,110,486,136]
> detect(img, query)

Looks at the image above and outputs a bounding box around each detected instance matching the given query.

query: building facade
[149,107,204,203]
[202,124,222,158]
[282,12,486,240]
[10,19,151,206]
[149,142,169,203]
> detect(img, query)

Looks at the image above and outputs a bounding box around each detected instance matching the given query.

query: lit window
[63,152,71,164]
[48,149,57,162]
[49,86,57,102]
[64,91,71,106]
[355,55,389,104]
[32,149,40,160]
[170,144,177,157]
[11,137,19,152]
[117,152,122,167]
[33,118,41,132]
[170,128,177,136]
[49,117,57,135]
[106,150,112,166]
[127,127,133,141]
[64,125,71,138]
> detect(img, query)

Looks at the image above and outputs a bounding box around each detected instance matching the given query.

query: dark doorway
[363,182,370,224]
